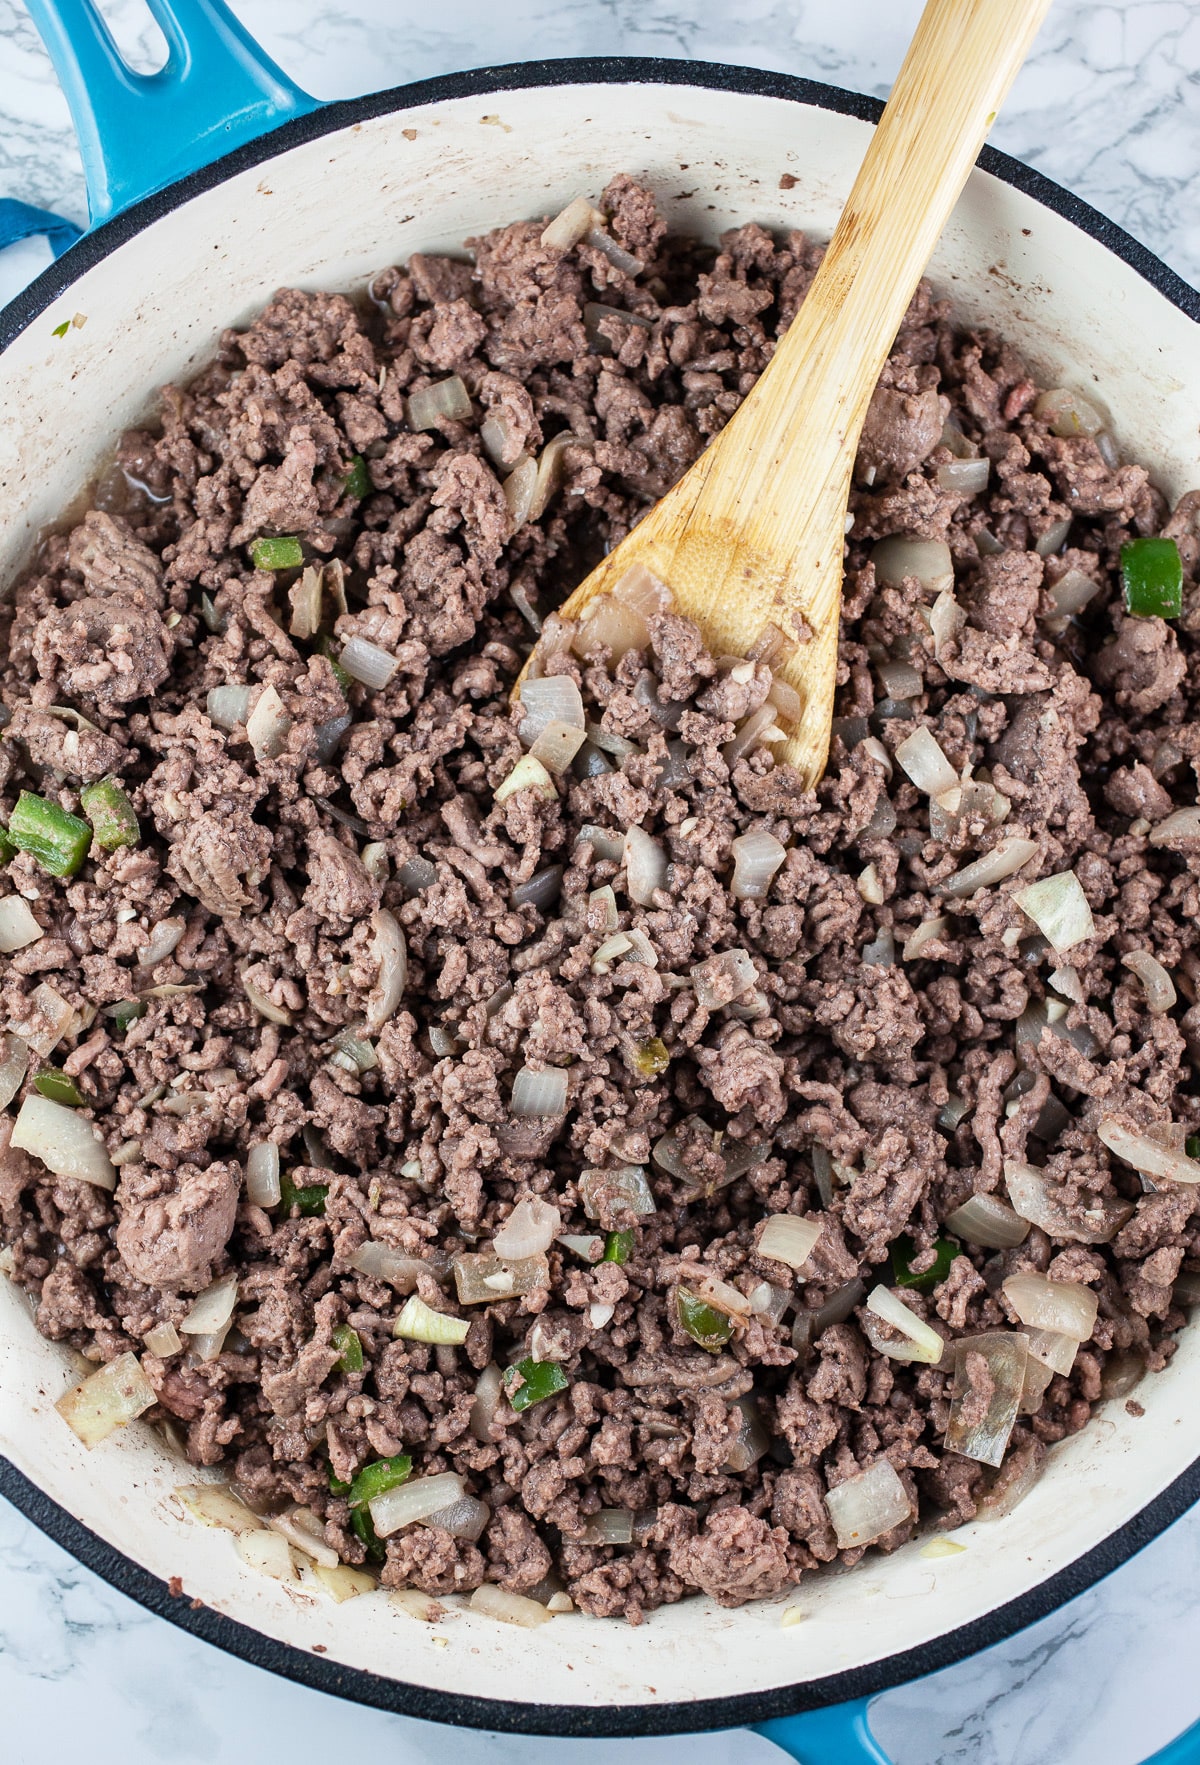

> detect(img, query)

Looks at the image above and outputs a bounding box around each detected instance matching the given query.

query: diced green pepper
[1188,1135,1200,1161]
[328,1472,352,1497]
[319,636,353,696]
[603,1230,634,1264]
[332,1322,364,1373]
[674,1286,733,1352]
[34,1068,85,1107]
[278,1170,329,1217]
[8,791,92,877]
[633,1036,670,1077]
[503,1357,570,1413]
[106,999,147,1033]
[342,455,372,500]
[51,320,70,339]
[80,777,140,851]
[349,1453,412,1509]
[891,1233,959,1293]
[350,1505,386,1562]
[0,828,16,864]
[1121,537,1183,619]
[250,535,304,572]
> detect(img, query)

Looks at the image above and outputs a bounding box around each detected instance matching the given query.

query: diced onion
[365,908,407,1033]
[583,723,638,759]
[312,1563,376,1602]
[589,1302,615,1329]
[1148,808,1200,848]
[1025,1326,1079,1376]
[574,593,649,663]
[236,1530,299,1583]
[529,432,583,522]
[613,564,672,619]
[928,588,966,661]
[370,1471,466,1537]
[559,1233,605,1263]
[340,636,399,691]
[585,226,644,275]
[397,855,437,895]
[730,830,787,900]
[0,1033,29,1111]
[288,564,323,639]
[241,972,293,1027]
[495,754,557,805]
[691,947,757,1010]
[350,1242,428,1291]
[895,727,959,798]
[757,1214,823,1271]
[871,537,953,596]
[724,701,785,765]
[824,1459,913,1549]
[582,1508,635,1545]
[469,1364,504,1442]
[519,676,585,746]
[1033,387,1106,438]
[941,838,1039,898]
[1002,1272,1098,1340]
[877,659,924,701]
[503,456,538,527]
[55,1351,155,1448]
[180,1273,238,1336]
[936,458,990,495]
[246,684,292,761]
[394,1294,470,1346]
[1005,1158,1132,1241]
[944,1193,1030,1249]
[902,916,950,960]
[1048,568,1101,618]
[1012,871,1095,953]
[864,1286,945,1364]
[493,1196,562,1260]
[0,896,42,953]
[9,982,76,1059]
[137,916,185,968]
[857,863,885,906]
[331,1027,379,1075]
[469,1584,555,1628]
[577,823,626,862]
[510,1065,568,1118]
[592,932,632,971]
[143,1322,182,1357]
[390,1587,447,1622]
[623,826,667,905]
[269,1506,340,1568]
[453,1248,550,1305]
[1034,516,1073,558]
[1121,950,1177,1015]
[176,1482,263,1534]
[423,1493,490,1542]
[511,865,564,913]
[407,376,471,430]
[541,194,597,250]
[946,1332,1028,1467]
[1097,1118,1200,1185]
[12,1095,115,1191]
[530,720,587,774]
[580,1164,655,1220]
[207,684,251,732]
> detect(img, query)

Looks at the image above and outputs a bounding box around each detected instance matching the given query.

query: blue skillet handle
[755,1700,1200,1764]
[23,0,320,230]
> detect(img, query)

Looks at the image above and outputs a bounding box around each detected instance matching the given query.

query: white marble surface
[2,3,1200,1761]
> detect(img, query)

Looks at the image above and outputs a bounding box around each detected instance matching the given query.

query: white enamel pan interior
[2,62,1199,1741]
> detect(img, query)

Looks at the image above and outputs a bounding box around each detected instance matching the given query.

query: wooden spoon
[518,0,1053,787]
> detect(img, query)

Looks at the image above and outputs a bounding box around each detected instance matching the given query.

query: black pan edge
[2,50,1199,1739]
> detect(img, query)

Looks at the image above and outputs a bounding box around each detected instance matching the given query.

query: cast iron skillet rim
[1,50,1198,1739]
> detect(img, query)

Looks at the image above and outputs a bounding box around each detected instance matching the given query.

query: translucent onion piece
[1002,1272,1098,1340]
[581,1508,635,1545]
[453,1249,550,1306]
[1148,807,1200,848]
[245,684,292,761]
[241,972,292,1027]
[864,1285,945,1364]
[862,928,895,968]
[1025,1325,1079,1376]
[1034,516,1073,558]
[1005,1159,1132,1242]
[612,563,673,619]
[529,432,583,522]
[312,1563,376,1602]
[1048,568,1101,618]
[9,982,76,1059]
[207,684,251,732]
[758,1214,823,1271]
[941,838,1039,898]
[974,1448,1046,1521]
[370,1472,466,1537]
[622,928,658,967]
[857,863,885,906]
[479,413,512,470]
[730,830,787,900]
[1048,964,1085,1005]
[824,1459,913,1550]
[503,456,537,527]
[469,1364,504,1442]
[143,1322,182,1358]
[584,722,638,759]
[943,1192,1030,1249]
[871,537,954,596]
[493,1196,562,1260]
[945,1332,1029,1467]
[407,375,471,430]
[1020,1354,1056,1416]
[1121,949,1177,1015]
[540,194,596,250]
[176,1482,263,1535]
[55,1351,155,1448]
[894,727,959,798]
[928,588,966,661]
[397,854,437,895]
[0,896,42,953]
[469,1584,555,1628]
[12,1095,115,1190]
[877,658,923,701]
[331,1027,379,1074]
[495,754,557,805]
[339,635,399,691]
[579,1164,656,1223]
[518,675,585,746]
[350,1241,428,1291]
[364,909,407,1033]
[288,563,323,639]
[585,226,644,275]
[589,1301,615,1329]
[390,1587,447,1622]
[624,826,667,905]
[902,916,950,960]
[236,1530,299,1582]
[1097,1118,1200,1185]
[0,1033,30,1111]
[577,823,626,862]
[767,677,802,724]
[530,720,586,775]
[393,1294,470,1346]
[269,1506,340,1568]
[511,865,564,913]
[748,1280,792,1323]
[691,947,757,1010]
[724,702,784,765]
[558,1232,605,1263]
[588,884,619,932]
[695,1274,753,1320]
[1033,387,1106,438]
[180,1272,239,1336]
[936,457,990,495]
[574,593,648,663]
[137,915,186,968]
[423,1493,490,1542]
[510,1064,568,1117]
[1012,871,1095,953]
[592,932,632,971]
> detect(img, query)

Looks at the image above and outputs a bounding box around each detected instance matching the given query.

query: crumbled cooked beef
[2,180,1198,1626]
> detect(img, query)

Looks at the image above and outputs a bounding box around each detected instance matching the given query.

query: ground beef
[2,177,1198,1625]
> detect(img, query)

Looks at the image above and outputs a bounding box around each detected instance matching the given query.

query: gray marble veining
[2,3,1199,1762]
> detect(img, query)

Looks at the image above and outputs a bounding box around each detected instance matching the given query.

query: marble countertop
[2,3,1199,1761]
